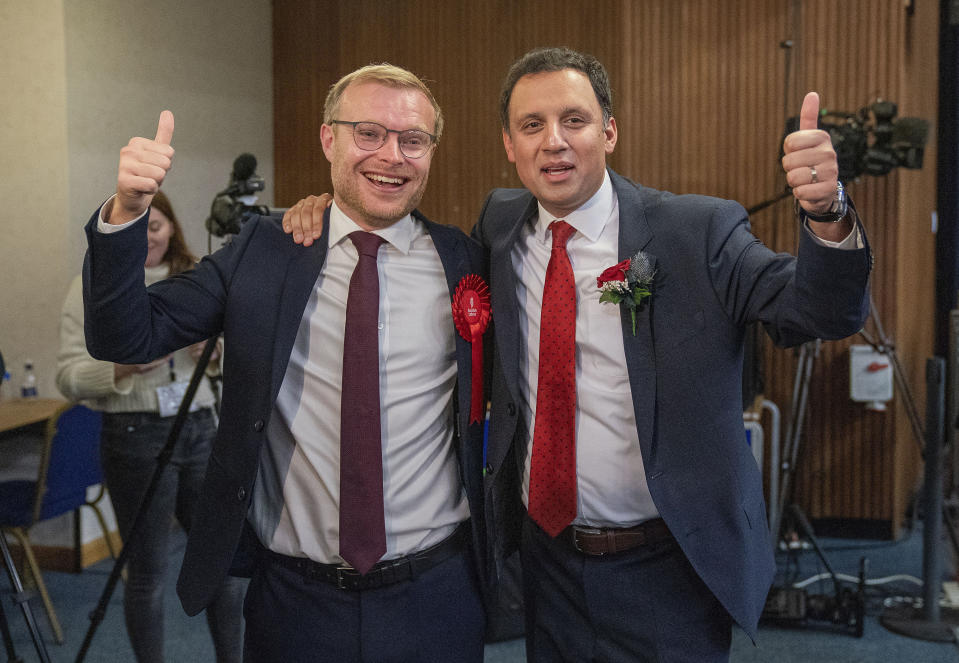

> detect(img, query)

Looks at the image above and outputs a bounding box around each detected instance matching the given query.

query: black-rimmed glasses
[330,120,436,159]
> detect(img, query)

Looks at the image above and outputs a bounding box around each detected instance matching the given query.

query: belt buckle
[335,565,355,590]
[571,526,605,555]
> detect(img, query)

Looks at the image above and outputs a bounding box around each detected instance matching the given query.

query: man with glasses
[81,64,489,662]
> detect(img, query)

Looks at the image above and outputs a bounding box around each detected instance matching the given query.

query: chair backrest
[34,404,104,523]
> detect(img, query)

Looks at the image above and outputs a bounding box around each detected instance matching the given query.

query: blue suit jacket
[472,169,871,639]
[83,207,490,616]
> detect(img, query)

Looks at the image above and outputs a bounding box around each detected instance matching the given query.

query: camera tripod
[772,294,937,544]
[771,296,959,641]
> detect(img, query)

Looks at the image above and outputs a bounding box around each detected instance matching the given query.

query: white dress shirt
[513,174,658,527]
[98,199,468,563]
[253,203,468,564]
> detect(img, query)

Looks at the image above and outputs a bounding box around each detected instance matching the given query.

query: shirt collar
[533,170,614,243]
[328,202,416,254]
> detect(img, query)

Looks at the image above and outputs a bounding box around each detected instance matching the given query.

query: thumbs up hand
[781,92,838,215]
[110,110,175,224]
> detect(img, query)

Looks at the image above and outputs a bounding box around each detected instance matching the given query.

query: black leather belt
[569,518,672,556]
[262,523,468,591]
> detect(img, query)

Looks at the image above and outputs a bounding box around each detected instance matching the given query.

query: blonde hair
[323,63,444,141]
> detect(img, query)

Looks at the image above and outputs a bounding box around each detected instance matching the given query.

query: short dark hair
[499,47,613,131]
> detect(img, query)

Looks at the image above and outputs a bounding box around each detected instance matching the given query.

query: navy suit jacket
[472,169,871,639]
[83,207,490,616]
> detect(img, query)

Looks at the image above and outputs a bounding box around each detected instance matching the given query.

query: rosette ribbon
[452,274,491,424]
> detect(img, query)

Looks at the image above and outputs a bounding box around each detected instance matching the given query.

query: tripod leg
[0,592,24,663]
[774,340,819,544]
[944,500,959,560]
[0,535,51,663]
[788,504,842,596]
[6,530,62,644]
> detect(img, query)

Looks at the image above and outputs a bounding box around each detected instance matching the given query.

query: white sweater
[56,266,218,413]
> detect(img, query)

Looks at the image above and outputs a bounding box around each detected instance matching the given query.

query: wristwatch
[800,181,848,223]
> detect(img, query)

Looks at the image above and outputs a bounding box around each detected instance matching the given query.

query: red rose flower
[596,259,631,288]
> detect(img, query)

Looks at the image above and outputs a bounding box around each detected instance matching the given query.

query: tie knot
[349,231,385,258]
[549,220,575,249]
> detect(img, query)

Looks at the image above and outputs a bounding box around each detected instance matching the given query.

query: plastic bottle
[21,361,37,398]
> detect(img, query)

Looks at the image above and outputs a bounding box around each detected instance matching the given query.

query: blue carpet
[2,525,956,661]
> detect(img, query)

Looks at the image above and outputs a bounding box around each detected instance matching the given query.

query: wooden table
[0,397,64,660]
[0,398,67,433]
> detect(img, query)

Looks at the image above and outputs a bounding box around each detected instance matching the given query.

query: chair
[0,403,115,644]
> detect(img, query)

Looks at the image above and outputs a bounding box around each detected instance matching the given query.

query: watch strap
[800,181,848,223]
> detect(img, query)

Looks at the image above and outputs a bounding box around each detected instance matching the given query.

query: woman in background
[57,191,244,663]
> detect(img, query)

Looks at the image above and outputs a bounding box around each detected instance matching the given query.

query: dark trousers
[101,409,245,663]
[520,515,732,663]
[243,545,486,662]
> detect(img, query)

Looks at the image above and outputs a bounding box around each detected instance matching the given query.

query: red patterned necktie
[528,220,578,537]
[339,231,387,574]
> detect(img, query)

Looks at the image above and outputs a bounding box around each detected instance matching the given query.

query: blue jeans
[101,409,245,663]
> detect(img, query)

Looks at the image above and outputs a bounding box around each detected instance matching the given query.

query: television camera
[749,98,930,216]
[205,153,283,236]
[787,99,929,182]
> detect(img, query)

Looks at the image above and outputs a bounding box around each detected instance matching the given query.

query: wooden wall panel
[273,0,938,538]
[893,0,940,532]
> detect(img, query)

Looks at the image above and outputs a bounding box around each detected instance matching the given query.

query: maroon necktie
[528,220,578,537]
[339,231,387,573]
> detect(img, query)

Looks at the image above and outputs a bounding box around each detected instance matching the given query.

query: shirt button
[237,487,247,501]
[377,322,384,330]
[253,420,264,432]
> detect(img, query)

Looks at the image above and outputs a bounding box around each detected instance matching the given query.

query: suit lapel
[421,213,469,295]
[418,213,476,433]
[271,210,331,401]
[612,172,658,459]
[490,197,538,404]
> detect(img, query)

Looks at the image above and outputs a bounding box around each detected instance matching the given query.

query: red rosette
[452,274,491,424]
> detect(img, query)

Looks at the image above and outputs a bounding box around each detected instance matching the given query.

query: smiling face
[321,81,436,230]
[145,207,174,268]
[502,68,617,219]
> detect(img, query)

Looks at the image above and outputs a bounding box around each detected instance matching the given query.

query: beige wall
[1,0,274,402]
[1,0,273,546]
[1,1,72,400]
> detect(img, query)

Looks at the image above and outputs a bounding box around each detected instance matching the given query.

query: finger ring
[809,166,819,183]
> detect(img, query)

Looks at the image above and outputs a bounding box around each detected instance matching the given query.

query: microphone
[205,153,279,236]
[225,153,265,198]
[231,153,258,182]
